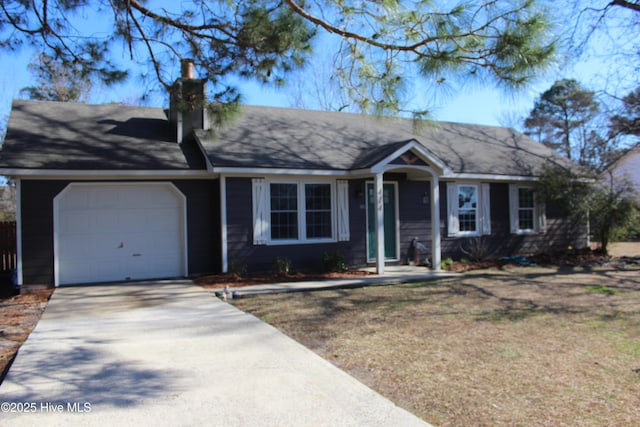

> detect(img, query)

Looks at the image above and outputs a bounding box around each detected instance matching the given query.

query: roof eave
[0,169,213,180]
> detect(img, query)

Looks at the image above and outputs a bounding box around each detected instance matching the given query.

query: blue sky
[0,2,634,132]
[0,48,595,130]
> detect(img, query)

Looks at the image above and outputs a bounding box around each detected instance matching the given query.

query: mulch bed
[0,289,53,384]
[194,269,376,289]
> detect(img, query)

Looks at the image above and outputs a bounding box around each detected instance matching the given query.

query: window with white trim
[517,187,535,231]
[447,182,491,237]
[270,183,299,240]
[304,183,332,239]
[509,184,545,234]
[458,185,478,233]
[252,179,350,244]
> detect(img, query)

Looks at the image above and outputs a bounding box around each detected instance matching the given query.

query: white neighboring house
[606,144,640,202]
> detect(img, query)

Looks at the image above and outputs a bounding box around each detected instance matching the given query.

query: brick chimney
[169,59,208,143]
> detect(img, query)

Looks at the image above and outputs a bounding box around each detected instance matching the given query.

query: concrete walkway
[227,266,457,297]
[0,280,430,426]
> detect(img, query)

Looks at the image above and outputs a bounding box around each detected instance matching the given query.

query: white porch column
[431,176,442,271]
[374,173,385,275]
[220,175,228,273]
[15,179,23,286]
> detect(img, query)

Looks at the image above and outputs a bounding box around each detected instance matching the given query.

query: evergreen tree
[20,54,92,102]
[609,87,640,139]
[535,163,639,255]
[0,0,557,116]
[524,79,613,170]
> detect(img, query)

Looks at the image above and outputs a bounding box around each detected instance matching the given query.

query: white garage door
[55,183,186,285]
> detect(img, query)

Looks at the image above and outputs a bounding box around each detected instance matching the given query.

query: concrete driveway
[0,280,429,426]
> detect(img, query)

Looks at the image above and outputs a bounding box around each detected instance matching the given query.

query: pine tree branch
[610,0,640,13]
[282,0,438,53]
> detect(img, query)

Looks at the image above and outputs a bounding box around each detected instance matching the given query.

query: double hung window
[253,179,348,244]
[269,182,333,241]
[270,183,299,240]
[457,185,478,233]
[447,182,491,237]
[509,185,545,234]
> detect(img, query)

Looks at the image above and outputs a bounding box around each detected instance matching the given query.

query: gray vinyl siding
[440,182,588,260]
[225,177,357,273]
[19,179,219,286]
[344,179,367,267]
[174,180,221,275]
[398,179,432,264]
[20,181,68,285]
[224,175,435,272]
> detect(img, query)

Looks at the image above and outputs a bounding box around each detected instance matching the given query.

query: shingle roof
[0,100,205,170]
[197,105,573,176]
[1,100,574,177]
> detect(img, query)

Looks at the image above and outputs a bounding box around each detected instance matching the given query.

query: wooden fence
[0,221,16,273]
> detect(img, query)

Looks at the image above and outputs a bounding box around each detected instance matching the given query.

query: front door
[367,182,398,261]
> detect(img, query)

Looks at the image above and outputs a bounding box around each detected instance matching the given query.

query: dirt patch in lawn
[0,289,53,383]
[232,263,640,426]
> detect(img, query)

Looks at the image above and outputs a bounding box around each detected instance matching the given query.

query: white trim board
[1,169,213,179]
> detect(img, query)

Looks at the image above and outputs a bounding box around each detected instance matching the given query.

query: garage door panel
[91,210,120,231]
[61,190,89,210]
[119,186,179,208]
[116,210,148,234]
[125,255,180,280]
[60,256,124,284]
[61,210,121,236]
[88,188,122,209]
[56,183,186,285]
[152,232,180,249]
[146,208,180,231]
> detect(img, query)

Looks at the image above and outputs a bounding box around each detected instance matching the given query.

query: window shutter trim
[536,202,546,234]
[509,184,519,234]
[447,183,459,237]
[252,178,268,245]
[337,180,350,241]
[481,183,491,235]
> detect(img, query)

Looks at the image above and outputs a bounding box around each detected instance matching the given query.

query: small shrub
[323,251,347,273]
[441,257,454,270]
[228,258,247,277]
[272,257,292,275]
[460,236,489,262]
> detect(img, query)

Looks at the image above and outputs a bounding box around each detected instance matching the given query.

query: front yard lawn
[232,265,640,426]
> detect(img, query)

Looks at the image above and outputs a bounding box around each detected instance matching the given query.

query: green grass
[618,337,640,357]
[584,285,618,295]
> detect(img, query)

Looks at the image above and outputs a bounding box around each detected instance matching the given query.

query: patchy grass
[585,285,618,295]
[232,265,640,426]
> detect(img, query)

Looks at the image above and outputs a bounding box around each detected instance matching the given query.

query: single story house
[605,143,640,203]
[0,73,587,287]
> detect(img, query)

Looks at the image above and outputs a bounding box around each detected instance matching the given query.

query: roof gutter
[0,169,214,180]
[1,168,561,183]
